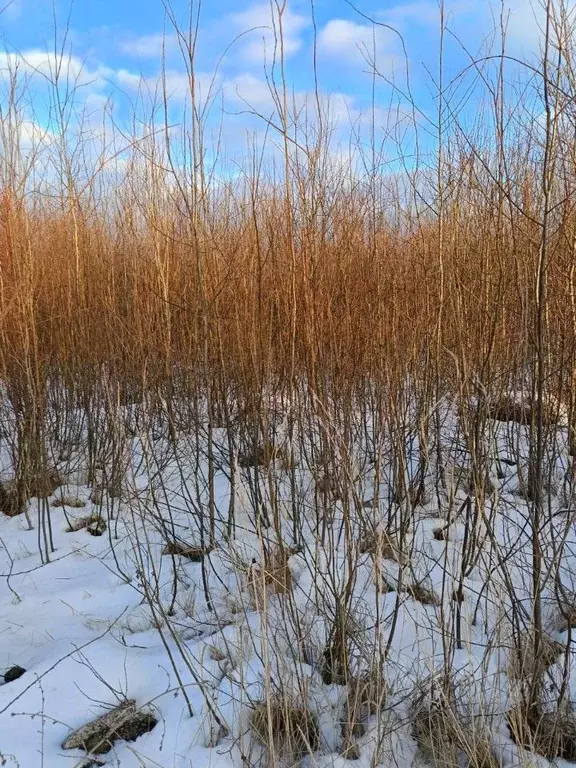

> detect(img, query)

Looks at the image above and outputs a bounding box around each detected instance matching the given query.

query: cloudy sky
[0,0,567,174]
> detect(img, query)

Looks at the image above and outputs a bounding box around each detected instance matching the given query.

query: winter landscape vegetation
[2,0,576,766]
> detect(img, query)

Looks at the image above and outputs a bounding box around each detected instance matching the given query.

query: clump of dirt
[66,514,106,535]
[406,582,440,606]
[162,540,210,562]
[3,665,26,684]
[86,518,107,536]
[238,442,288,468]
[52,494,87,508]
[62,700,157,755]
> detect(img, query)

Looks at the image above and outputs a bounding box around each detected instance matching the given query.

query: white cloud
[502,0,576,50]
[0,49,108,89]
[120,33,177,58]
[383,0,576,54]
[318,19,395,66]
[115,68,145,91]
[222,74,402,142]
[386,0,441,26]
[18,119,55,149]
[115,67,219,108]
[229,2,309,64]
[225,73,277,113]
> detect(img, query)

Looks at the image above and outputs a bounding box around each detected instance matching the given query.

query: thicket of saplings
[2,4,576,764]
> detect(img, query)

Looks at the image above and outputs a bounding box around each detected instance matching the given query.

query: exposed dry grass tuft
[0,482,24,517]
[508,632,564,682]
[359,529,409,565]
[406,583,440,606]
[508,703,576,761]
[249,699,319,761]
[412,700,499,768]
[340,670,387,758]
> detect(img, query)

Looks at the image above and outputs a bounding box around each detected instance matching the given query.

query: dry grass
[248,549,294,610]
[261,552,294,596]
[359,529,409,566]
[486,395,562,427]
[412,700,499,768]
[508,703,576,761]
[508,632,564,682]
[406,583,440,606]
[249,700,319,762]
[0,482,24,517]
[340,670,387,758]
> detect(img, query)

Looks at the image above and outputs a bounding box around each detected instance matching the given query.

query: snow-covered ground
[1,403,576,767]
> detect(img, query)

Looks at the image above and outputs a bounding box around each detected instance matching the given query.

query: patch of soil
[162,540,209,562]
[67,514,105,534]
[86,518,107,536]
[62,700,157,755]
[52,495,87,508]
[238,443,287,468]
[433,527,449,541]
[406,583,440,606]
[3,665,26,683]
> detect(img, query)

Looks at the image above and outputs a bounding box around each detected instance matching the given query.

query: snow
[1,403,576,767]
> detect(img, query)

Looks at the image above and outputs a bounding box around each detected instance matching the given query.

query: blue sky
[0,0,566,177]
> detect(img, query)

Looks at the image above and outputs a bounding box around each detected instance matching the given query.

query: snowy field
[1,398,576,768]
